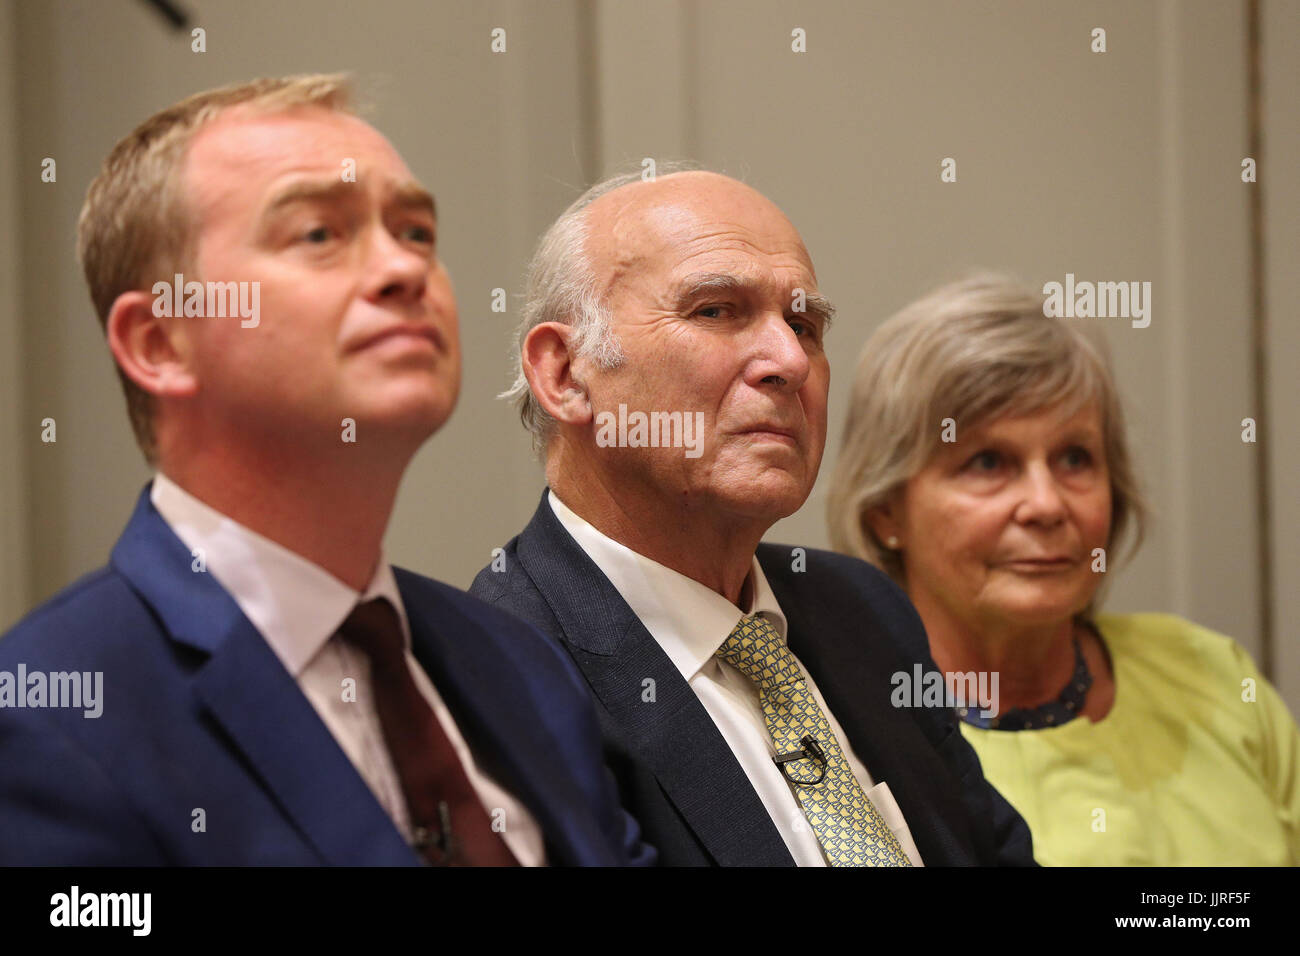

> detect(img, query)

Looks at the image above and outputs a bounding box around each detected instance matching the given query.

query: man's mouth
[740,424,799,445]
[350,322,443,354]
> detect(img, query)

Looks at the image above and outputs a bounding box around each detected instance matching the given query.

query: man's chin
[714,477,811,525]
[352,391,457,442]
[398,399,456,438]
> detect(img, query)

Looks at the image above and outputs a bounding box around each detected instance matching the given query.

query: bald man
[471,169,1036,866]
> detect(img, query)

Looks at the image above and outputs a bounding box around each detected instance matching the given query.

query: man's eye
[404,224,436,244]
[695,305,733,319]
[302,225,333,244]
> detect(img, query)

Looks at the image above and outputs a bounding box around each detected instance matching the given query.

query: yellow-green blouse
[961,613,1299,865]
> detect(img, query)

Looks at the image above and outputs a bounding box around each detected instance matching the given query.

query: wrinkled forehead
[184,107,414,219]
[585,175,816,289]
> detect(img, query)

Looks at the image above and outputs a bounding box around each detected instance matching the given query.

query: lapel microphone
[411,800,458,864]
[773,735,828,786]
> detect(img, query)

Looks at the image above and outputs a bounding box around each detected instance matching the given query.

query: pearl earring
[886,536,900,549]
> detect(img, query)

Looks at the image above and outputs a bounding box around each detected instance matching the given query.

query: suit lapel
[111,486,419,866]
[515,493,794,866]
[394,569,614,864]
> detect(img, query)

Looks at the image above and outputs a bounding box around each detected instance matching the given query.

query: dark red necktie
[338,598,518,866]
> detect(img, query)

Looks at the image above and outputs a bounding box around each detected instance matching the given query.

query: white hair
[500,162,702,451]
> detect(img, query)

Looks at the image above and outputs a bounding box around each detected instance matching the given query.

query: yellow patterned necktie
[717,613,912,867]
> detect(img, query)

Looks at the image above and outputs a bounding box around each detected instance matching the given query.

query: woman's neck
[919,603,1082,711]
[918,599,1116,721]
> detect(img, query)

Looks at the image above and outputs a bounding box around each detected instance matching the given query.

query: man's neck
[159,441,409,591]
[549,456,763,607]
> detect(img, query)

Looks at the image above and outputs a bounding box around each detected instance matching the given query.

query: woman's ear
[864,496,903,550]
[522,322,594,427]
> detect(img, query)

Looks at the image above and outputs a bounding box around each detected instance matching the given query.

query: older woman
[826,273,1299,865]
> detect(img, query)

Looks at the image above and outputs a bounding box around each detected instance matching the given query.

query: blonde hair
[76,73,356,463]
[826,272,1147,610]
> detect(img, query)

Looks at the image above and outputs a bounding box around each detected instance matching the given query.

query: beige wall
[3,0,1294,709]
[1263,0,1299,710]
[0,0,29,625]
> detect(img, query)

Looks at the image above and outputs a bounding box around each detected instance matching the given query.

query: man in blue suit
[472,168,1036,865]
[0,75,650,866]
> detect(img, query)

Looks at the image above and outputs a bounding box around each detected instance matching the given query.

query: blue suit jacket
[0,487,653,866]
[470,492,1037,866]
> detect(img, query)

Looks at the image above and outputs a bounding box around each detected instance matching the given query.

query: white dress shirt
[548,490,923,866]
[151,473,545,865]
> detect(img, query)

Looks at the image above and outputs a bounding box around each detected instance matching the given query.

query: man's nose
[748,311,810,391]
[364,226,429,305]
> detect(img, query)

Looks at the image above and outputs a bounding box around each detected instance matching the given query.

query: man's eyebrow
[800,290,836,327]
[262,178,357,216]
[672,271,835,326]
[261,178,437,219]
[392,181,437,219]
[672,272,755,301]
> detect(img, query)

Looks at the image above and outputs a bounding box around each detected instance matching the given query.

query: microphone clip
[412,800,459,865]
[772,735,828,786]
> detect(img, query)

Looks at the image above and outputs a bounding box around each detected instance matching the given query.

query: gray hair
[500,162,702,451]
[825,272,1147,613]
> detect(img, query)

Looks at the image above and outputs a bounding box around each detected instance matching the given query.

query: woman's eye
[302,225,333,244]
[1061,446,1093,468]
[968,450,1001,472]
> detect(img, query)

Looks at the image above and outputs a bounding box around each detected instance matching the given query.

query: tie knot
[716,614,801,691]
[338,598,406,670]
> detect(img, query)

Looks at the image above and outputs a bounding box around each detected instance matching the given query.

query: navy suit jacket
[470,492,1036,866]
[0,487,653,866]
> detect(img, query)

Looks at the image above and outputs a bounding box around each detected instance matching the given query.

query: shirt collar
[151,472,410,676]
[547,489,788,681]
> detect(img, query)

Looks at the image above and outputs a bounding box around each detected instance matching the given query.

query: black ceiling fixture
[136,0,192,31]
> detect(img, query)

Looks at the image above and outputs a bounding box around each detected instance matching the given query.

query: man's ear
[522,321,594,426]
[105,290,200,401]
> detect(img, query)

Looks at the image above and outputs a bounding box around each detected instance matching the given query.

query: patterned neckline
[958,634,1093,731]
